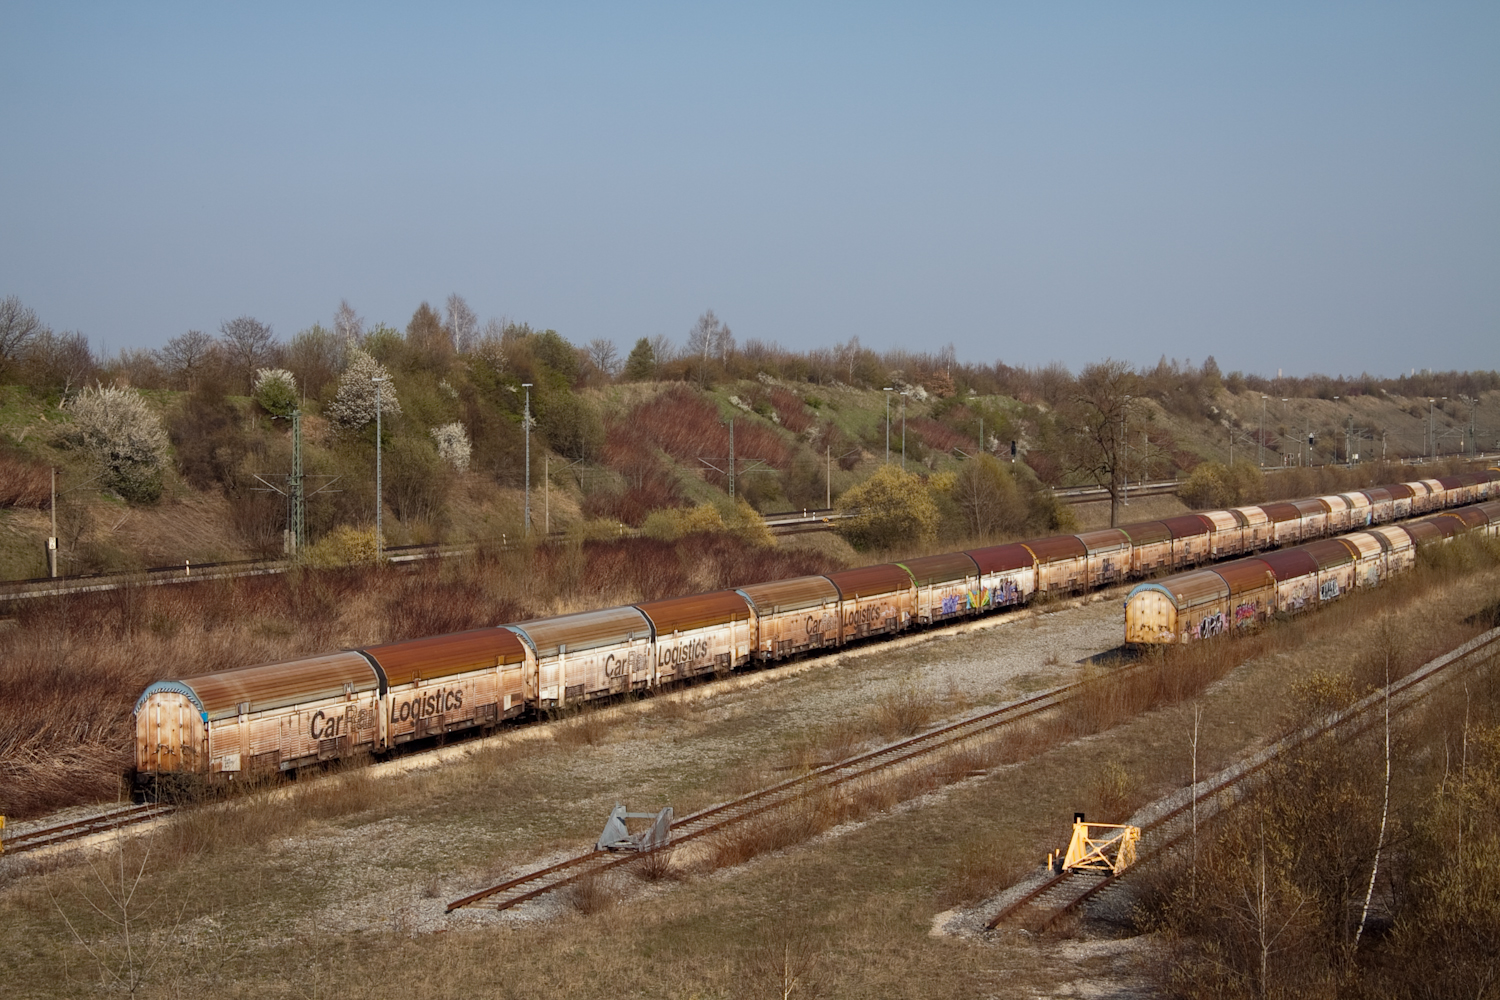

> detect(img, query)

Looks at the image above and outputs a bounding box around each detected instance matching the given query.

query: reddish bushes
[0,450,50,508]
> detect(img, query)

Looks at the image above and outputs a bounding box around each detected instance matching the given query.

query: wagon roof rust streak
[1257,548,1320,581]
[897,552,979,586]
[736,575,840,614]
[1075,528,1132,552]
[505,606,652,659]
[1118,520,1172,544]
[635,590,753,635]
[1210,558,1276,596]
[965,542,1036,574]
[1301,538,1357,569]
[136,651,381,722]
[362,628,528,686]
[1021,535,1088,562]
[1155,515,1214,539]
[824,564,915,598]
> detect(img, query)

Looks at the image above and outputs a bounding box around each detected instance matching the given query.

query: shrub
[327,350,400,431]
[305,525,381,567]
[63,384,169,503]
[252,367,298,418]
[836,464,939,550]
[429,421,472,472]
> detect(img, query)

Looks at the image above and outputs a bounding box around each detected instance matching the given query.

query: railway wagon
[1201,509,1249,559]
[826,564,915,642]
[899,552,983,624]
[364,628,529,745]
[1075,528,1132,587]
[135,651,382,781]
[737,575,841,661]
[1230,506,1274,551]
[1362,487,1395,524]
[1119,520,1174,576]
[636,590,755,681]
[965,542,1037,609]
[505,606,654,706]
[1126,502,1500,645]
[1024,535,1089,593]
[1155,515,1215,569]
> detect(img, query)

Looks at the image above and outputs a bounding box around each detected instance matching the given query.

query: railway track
[0,803,174,857]
[447,653,1157,913]
[985,624,1500,932]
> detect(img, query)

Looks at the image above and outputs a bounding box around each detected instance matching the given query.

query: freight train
[1125,498,1500,644]
[135,471,1500,788]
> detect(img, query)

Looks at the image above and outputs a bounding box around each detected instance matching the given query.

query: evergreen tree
[623,337,655,381]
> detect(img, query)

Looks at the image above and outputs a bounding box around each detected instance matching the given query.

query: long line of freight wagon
[134,470,1500,790]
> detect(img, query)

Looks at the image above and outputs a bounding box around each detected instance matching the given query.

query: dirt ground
[2,566,1496,998]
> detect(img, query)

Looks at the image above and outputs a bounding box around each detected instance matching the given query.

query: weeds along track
[986,624,1500,933]
[0,803,174,857]
[447,655,1163,913]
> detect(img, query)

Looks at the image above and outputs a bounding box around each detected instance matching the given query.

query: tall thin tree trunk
[1355,651,1392,950]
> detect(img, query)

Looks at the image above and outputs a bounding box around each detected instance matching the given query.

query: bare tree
[649,333,677,365]
[24,329,96,392]
[445,293,479,354]
[218,316,277,392]
[158,330,216,391]
[1063,359,1138,527]
[586,337,619,377]
[334,298,364,345]
[0,295,45,376]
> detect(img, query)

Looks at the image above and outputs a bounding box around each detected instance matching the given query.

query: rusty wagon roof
[825,564,915,599]
[1258,548,1320,581]
[505,605,651,659]
[1340,532,1384,560]
[1367,526,1414,552]
[1074,528,1131,553]
[1301,538,1356,569]
[362,627,529,686]
[964,543,1037,574]
[1292,498,1330,517]
[1338,492,1371,510]
[1118,520,1172,544]
[1317,495,1350,513]
[1156,515,1214,539]
[1360,487,1394,505]
[1402,520,1447,546]
[135,650,381,722]
[1423,513,1471,537]
[1257,502,1302,523]
[635,590,753,635]
[736,575,841,615]
[1230,506,1270,527]
[1209,559,1276,596]
[1386,483,1416,500]
[1200,510,1242,532]
[897,552,979,586]
[1129,570,1228,610]
[1022,535,1088,563]
[1440,505,1491,529]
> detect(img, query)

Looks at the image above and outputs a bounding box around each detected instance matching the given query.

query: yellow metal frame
[1063,819,1140,874]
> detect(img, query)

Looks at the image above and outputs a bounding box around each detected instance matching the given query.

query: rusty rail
[988,625,1500,932]
[1,803,174,857]
[447,656,1163,913]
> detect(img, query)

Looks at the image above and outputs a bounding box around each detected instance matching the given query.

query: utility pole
[825,444,831,508]
[979,416,984,457]
[545,454,549,535]
[48,467,58,578]
[522,383,533,535]
[373,377,387,562]
[728,417,736,499]
[883,387,893,464]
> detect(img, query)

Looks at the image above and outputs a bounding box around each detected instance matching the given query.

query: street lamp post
[883,387,893,464]
[900,390,910,470]
[1259,395,1267,468]
[372,376,388,563]
[522,382,533,536]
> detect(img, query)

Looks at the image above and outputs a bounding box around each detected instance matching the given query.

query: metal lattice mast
[290,410,305,554]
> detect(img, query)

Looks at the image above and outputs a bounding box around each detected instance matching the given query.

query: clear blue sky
[2,3,1496,377]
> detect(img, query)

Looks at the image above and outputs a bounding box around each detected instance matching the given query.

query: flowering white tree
[326,350,400,430]
[253,368,298,418]
[430,422,472,472]
[66,384,170,502]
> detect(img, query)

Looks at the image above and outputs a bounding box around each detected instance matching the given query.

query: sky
[2,3,1496,377]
